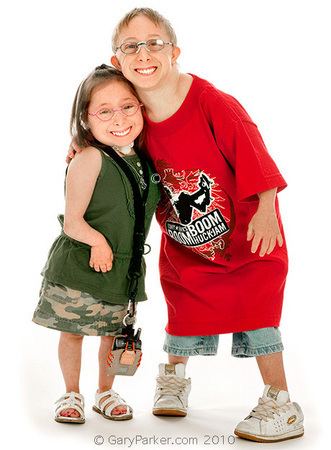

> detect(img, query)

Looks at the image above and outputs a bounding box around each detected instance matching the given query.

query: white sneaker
[234,385,304,442]
[153,363,191,417]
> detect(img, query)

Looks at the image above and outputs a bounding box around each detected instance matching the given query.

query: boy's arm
[64,147,113,272]
[66,138,83,164]
[247,187,283,257]
[200,88,287,202]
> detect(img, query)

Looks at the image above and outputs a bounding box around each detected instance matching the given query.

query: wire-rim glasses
[116,38,173,55]
[88,102,143,121]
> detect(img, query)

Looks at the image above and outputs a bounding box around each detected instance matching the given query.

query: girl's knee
[100,335,115,345]
[60,331,84,341]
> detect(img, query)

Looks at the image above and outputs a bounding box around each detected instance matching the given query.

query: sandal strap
[104,401,129,417]
[55,391,84,406]
[55,403,85,418]
[95,389,131,416]
[55,392,85,418]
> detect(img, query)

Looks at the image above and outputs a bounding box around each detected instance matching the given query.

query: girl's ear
[111,55,121,70]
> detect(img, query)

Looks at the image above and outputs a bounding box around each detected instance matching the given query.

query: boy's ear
[171,46,181,64]
[111,55,121,70]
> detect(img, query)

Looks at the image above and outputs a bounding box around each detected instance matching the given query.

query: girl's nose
[111,110,126,126]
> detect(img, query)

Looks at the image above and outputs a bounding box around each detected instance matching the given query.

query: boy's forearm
[63,219,106,247]
[257,188,277,210]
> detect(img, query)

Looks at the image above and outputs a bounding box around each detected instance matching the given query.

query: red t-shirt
[144,74,288,336]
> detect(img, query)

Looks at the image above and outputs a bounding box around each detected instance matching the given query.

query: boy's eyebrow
[121,34,163,43]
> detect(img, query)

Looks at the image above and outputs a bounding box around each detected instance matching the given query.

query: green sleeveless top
[41,148,160,303]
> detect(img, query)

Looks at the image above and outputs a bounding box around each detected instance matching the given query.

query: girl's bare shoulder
[68,146,102,172]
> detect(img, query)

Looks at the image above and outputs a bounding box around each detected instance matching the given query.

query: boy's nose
[137,46,151,62]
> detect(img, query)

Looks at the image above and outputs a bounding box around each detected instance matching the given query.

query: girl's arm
[63,146,102,244]
[63,147,113,272]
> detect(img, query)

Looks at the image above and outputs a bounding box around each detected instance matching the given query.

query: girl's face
[87,80,144,147]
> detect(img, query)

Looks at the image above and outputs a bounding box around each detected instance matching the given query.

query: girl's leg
[98,336,127,415]
[58,332,84,417]
[256,352,288,392]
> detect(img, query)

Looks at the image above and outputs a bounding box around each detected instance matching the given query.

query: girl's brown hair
[70,64,139,147]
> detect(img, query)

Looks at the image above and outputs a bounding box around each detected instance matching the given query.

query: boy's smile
[135,66,157,76]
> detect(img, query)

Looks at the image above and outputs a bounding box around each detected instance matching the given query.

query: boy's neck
[136,71,193,123]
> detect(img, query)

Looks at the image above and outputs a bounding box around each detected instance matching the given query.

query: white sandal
[54,392,85,424]
[93,389,133,421]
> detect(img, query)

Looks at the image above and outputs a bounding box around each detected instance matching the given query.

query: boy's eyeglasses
[88,102,143,121]
[116,39,173,55]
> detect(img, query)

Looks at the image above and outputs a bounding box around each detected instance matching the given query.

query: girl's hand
[66,138,84,164]
[89,241,113,272]
[247,206,283,257]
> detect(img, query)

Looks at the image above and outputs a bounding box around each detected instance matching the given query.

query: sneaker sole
[153,408,187,417]
[234,427,304,443]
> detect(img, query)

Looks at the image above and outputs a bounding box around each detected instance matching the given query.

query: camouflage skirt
[32,278,132,336]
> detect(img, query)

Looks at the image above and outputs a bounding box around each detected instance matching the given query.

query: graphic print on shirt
[156,160,235,260]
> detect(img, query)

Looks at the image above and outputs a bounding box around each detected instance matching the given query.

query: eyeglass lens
[121,39,165,54]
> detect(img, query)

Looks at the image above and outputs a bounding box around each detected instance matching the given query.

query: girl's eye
[122,103,136,111]
[99,109,111,115]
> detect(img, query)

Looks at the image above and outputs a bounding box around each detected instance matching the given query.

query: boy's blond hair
[112,7,177,53]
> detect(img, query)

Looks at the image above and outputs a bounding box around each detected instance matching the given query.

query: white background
[1,0,330,449]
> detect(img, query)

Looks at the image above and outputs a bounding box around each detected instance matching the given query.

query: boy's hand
[247,206,283,257]
[66,139,84,164]
[89,241,113,273]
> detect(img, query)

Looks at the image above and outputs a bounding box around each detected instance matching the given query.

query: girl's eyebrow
[97,98,136,107]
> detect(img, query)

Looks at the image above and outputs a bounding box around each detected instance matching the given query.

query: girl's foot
[97,391,128,415]
[55,392,85,424]
[58,392,126,417]
[93,389,133,420]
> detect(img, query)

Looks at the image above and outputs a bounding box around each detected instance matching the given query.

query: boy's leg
[58,331,84,418]
[153,333,218,416]
[97,336,128,415]
[168,355,189,365]
[232,328,304,442]
[256,351,288,392]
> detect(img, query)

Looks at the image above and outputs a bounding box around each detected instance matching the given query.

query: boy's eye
[147,39,164,50]
[123,42,138,51]
[148,39,160,47]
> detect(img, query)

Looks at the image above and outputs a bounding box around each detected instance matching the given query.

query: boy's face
[111,15,180,91]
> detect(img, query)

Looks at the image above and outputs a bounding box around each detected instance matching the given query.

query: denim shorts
[163,327,284,358]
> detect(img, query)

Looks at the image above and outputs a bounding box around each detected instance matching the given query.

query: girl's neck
[111,142,136,157]
[136,71,193,123]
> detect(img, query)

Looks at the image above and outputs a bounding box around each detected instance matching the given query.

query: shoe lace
[249,397,291,422]
[156,375,189,396]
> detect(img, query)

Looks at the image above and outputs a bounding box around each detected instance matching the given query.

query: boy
[69,7,304,443]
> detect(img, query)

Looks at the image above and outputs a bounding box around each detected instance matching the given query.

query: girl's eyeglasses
[88,102,143,121]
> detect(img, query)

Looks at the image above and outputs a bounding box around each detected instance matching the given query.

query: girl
[32,64,159,423]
